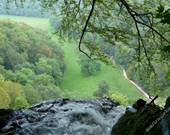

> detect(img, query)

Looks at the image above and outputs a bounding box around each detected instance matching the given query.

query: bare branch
[78,0,96,58]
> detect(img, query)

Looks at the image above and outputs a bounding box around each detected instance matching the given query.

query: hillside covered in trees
[0,20,65,109]
[0,0,170,135]
[0,0,169,108]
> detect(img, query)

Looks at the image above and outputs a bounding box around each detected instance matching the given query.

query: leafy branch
[78,0,170,67]
[119,0,170,72]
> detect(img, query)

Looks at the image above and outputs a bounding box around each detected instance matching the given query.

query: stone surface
[111,104,162,135]
[0,109,13,129]
[160,97,170,135]
[111,97,170,135]
[0,98,125,135]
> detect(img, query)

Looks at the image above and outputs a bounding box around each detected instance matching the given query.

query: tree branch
[78,0,96,58]
[119,0,169,73]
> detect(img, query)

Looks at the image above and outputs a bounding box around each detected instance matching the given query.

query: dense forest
[0,20,65,109]
[0,0,169,109]
[0,0,49,17]
[0,1,170,135]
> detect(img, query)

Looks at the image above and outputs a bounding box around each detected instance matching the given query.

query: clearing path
[122,68,150,100]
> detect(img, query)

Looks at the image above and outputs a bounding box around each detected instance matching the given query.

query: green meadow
[0,15,145,103]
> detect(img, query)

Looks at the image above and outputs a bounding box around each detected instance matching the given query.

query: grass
[59,39,145,102]
[0,15,51,31]
[0,15,145,103]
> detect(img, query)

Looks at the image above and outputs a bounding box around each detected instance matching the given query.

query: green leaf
[157,4,164,13]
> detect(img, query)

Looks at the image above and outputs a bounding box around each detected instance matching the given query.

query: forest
[0,0,169,109]
[0,20,66,109]
[0,0,169,135]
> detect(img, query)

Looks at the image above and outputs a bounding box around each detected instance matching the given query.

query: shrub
[93,81,110,97]
[14,96,29,109]
[79,56,101,76]
[109,91,129,106]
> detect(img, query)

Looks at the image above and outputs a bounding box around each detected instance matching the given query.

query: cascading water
[1,98,125,135]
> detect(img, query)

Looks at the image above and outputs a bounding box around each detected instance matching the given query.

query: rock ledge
[1,98,125,135]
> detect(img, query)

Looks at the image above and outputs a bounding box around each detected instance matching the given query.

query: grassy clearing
[0,15,145,103]
[0,15,51,31]
[58,39,145,102]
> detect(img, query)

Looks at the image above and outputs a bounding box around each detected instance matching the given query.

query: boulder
[111,100,162,135]
[160,97,170,135]
[111,97,170,135]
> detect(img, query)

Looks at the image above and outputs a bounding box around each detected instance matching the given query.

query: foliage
[156,5,170,25]
[0,0,49,17]
[0,16,145,108]
[0,88,11,109]
[1,0,170,103]
[36,85,61,100]
[49,16,62,32]
[0,20,65,108]
[14,96,29,109]
[39,0,170,98]
[2,81,23,107]
[23,85,41,105]
[58,37,144,99]
[109,91,129,106]
[79,56,101,76]
[93,80,110,97]
[2,0,170,102]
[0,74,23,108]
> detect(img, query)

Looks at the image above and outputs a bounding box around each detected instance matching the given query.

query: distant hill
[0,20,65,109]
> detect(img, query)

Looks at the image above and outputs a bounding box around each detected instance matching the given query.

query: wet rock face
[0,98,125,135]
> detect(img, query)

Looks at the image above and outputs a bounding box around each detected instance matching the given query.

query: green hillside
[0,15,145,103]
